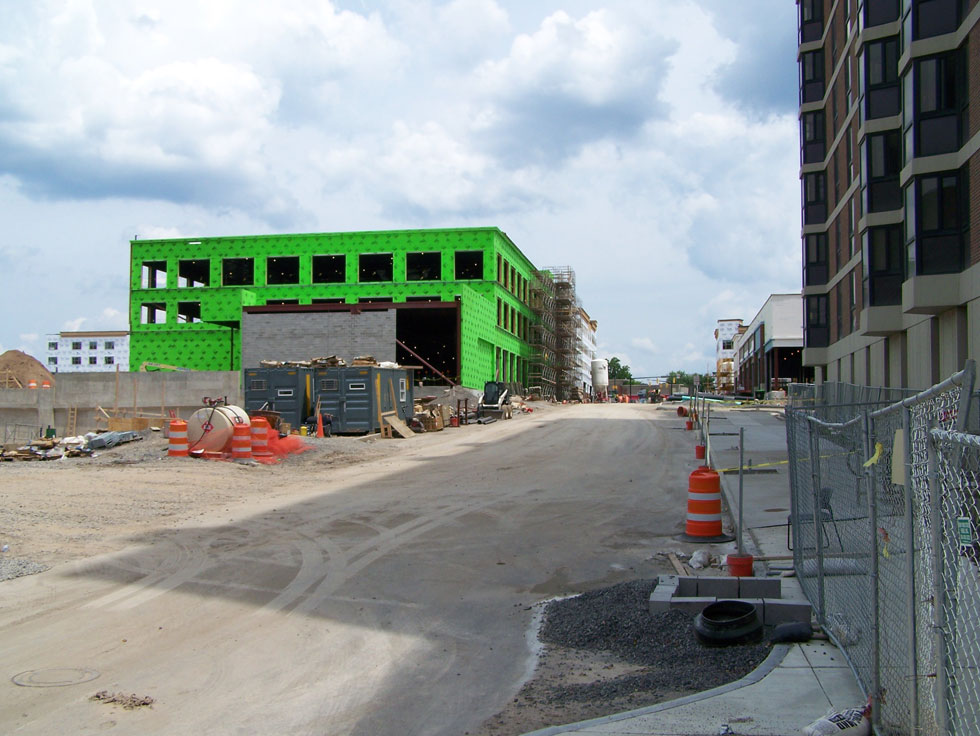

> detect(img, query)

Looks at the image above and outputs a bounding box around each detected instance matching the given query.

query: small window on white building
[105,341,114,350]
[88,341,97,350]
[89,356,97,365]
[104,356,114,365]
[48,357,57,365]
[48,341,58,350]
[72,341,82,350]
[72,357,82,365]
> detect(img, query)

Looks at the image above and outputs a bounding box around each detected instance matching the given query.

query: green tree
[607,356,633,380]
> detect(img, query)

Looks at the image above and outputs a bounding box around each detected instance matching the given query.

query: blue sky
[0,0,800,376]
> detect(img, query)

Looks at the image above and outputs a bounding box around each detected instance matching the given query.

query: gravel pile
[0,557,49,582]
[540,579,771,702]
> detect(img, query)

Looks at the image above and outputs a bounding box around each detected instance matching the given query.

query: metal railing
[786,361,979,735]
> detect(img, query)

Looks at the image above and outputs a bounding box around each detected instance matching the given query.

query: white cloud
[62,317,88,332]
[630,337,657,353]
[19,333,38,343]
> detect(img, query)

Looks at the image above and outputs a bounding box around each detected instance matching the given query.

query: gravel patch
[474,579,772,736]
[0,557,49,582]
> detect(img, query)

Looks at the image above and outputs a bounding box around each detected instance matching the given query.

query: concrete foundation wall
[0,371,241,437]
[242,311,397,368]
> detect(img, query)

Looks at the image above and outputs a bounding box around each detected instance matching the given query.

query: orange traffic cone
[316,412,324,438]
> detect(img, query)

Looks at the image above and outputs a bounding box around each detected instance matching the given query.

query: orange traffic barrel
[676,405,688,417]
[168,419,189,457]
[40,379,51,389]
[231,422,252,460]
[685,420,693,430]
[27,379,37,389]
[250,417,273,457]
[695,444,705,460]
[686,467,723,538]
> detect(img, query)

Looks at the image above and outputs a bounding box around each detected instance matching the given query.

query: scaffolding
[529,270,557,399]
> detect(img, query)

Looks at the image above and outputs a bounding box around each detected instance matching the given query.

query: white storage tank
[591,359,609,393]
[186,405,250,452]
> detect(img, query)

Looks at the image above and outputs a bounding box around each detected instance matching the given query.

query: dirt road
[0,402,701,735]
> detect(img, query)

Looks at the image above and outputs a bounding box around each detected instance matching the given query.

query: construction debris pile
[1,430,143,461]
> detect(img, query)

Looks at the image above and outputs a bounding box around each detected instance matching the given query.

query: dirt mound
[0,350,55,388]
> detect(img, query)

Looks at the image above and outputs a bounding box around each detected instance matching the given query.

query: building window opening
[104,356,114,365]
[865,0,900,27]
[266,256,300,285]
[88,356,97,365]
[88,341,97,350]
[140,303,167,324]
[313,254,346,283]
[311,298,345,304]
[222,258,254,286]
[72,356,82,365]
[406,252,441,281]
[105,341,114,350]
[915,51,965,157]
[406,296,439,302]
[266,299,300,306]
[71,341,82,350]
[141,260,167,288]
[48,341,58,350]
[359,253,393,282]
[915,171,965,275]
[865,131,902,212]
[48,357,57,365]
[177,301,202,323]
[358,297,393,303]
[865,37,900,119]
[396,305,459,384]
[805,295,829,348]
[178,259,210,287]
[455,250,483,280]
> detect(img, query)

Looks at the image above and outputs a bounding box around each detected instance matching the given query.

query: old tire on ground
[694,600,763,646]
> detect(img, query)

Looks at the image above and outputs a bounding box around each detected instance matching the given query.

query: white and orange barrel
[27,379,37,389]
[686,467,723,538]
[250,417,272,457]
[231,422,252,460]
[40,379,51,389]
[168,419,189,457]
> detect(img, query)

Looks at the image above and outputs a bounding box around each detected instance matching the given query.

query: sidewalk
[523,405,867,736]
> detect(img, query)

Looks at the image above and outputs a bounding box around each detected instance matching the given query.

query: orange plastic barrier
[231,423,252,461]
[686,467,723,537]
[168,419,189,457]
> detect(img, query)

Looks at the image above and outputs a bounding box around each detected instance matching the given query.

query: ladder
[66,406,78,437]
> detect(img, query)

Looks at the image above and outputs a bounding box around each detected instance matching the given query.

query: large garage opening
[396,304,459,384]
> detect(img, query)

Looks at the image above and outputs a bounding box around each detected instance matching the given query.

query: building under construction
[529,267,593,401]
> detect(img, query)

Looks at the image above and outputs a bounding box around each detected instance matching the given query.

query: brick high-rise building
[799,0,980,388]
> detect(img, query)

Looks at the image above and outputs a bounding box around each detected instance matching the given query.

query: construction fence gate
[786,361,980,735]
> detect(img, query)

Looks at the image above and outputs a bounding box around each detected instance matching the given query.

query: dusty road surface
[0,402,704,735]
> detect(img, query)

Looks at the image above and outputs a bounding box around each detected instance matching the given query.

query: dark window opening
[406,296,440,302]
[358,297,393,303]
[803,172,827,224]
[406,252,441,281]
[359,253,393,282]
[801,110,825,164]
[865,0,900,26]
[104,356,114,365]
[88,356,97,365]
[141,260,167,288]
[104,341,114,350]
[804,233,829,286]
[72,357,82,365]
[455,250,483,280]
[177,301,202,323]
[266,256,300,285]
[88,341,97,350]
[71,341,82,350]
[914,0,964,39]
[222,258,254,286]
[266,299,300,305]
[801,49,825,104]
[914,171,966,275]
[312,298,346,304]
[865,131,902,212]
[178,259,210,287]
[396,306,459,384]
[141,303,167,324]
[866,37,900,119]
[915,51,966,157]
[799,0,823,43]
[864,226,904,306]
[806,295,829,348]
[313,255,346,283]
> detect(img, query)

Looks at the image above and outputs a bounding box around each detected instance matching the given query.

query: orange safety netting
[252,432,315,465]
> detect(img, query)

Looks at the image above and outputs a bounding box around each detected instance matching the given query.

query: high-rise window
[865,0,900,27]
[914,51,966,156]
[806,295,829,348]
[803,172,827,224]
[864,226,904,306]
[865,37,899,119]
[913,0,965,39]
[222,258,254,286]
[800,0,823,43]
[864,131,902,212]
[909,171,967,275]
[804,233,828,286]
[801,49,825,104]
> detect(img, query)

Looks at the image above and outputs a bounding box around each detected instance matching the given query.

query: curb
[520,643,792,735]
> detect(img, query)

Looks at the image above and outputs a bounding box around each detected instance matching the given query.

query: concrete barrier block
[655,575,680,597]
[648,590,674,614]
[738,577,782,599]
[670,596,716,614]
[763,598,812,625]
[676,576,697,597]
[696,577,739,598]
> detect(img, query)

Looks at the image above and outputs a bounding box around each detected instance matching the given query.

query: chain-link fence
[786,361,979,735]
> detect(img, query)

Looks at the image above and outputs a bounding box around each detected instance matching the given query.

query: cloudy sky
[0,0,800,377]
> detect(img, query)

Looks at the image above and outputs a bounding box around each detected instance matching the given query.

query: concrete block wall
[0,371,242,437]
[241,311,396,368]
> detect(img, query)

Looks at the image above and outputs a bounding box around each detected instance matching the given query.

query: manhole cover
[12,668,100,688]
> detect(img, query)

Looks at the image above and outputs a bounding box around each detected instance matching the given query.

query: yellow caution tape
[863,442,884,467]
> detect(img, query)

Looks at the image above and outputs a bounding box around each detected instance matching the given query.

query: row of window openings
[800,0,964,48]
[48,356,115,366]
[497,254,529,304]
[141,252,485,289]
[805,168,967,315]
[497,298,529,340]
[48,340,117,351]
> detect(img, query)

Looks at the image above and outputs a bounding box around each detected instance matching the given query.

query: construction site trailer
[243,365,415,434]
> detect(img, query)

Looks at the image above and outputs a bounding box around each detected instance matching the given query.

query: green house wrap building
[129,227,544,389]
